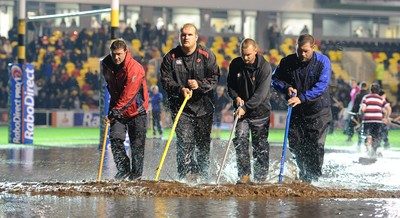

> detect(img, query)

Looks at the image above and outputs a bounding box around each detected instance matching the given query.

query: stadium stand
[0,19,399,114]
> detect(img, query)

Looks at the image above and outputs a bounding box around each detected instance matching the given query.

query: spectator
[361,83,391,157]
[213,86,231,139]
[60,18,67,27]
[70,18,78,28]
[375,61,384,88]
[149,85,163,138]
[135,19,142,41]
[344,78,360,136]
[300,25,309,35]
[267,24,280,50]
[348,81,369,144]
[122,26,137,42]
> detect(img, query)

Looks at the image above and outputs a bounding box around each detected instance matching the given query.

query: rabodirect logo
[11,65,23,80]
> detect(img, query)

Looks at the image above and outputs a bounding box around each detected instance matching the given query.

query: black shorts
[214,113,222,127]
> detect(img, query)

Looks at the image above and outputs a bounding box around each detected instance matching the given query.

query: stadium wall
[27,0,318,13]
[25,0,400,16]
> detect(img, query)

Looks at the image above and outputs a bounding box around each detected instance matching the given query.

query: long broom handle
[149,105,154,133]
[154,94,190,181]
[278,93,295,182]
[97,122,110,182]
[215,113,240,184]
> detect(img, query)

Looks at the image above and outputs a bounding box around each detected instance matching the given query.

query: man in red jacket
[102,39,149,180]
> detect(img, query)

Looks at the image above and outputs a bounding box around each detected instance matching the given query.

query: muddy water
[2,194,400,217]
[0,138,399,217]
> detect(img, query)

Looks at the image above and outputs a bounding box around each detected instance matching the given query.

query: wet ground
[1,138,400,217]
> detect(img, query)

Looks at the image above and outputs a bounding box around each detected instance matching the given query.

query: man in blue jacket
[149,85,163,138]
[272,34,332,183]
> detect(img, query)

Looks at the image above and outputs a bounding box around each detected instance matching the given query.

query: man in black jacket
[227,38,272,184]
[347,81,368,145]
[160,23,220,182]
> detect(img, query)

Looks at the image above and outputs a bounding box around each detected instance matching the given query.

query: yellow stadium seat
[389,64,397,74]
[65,62,76,75]
[212,42,222,49]
[54,56,61,65]
[328,50,337,62]
[230,36,239,43]
[378,52,387,60]
[269,49,279,56]
[284,38,292,45]
[162,46,170,54]
[150,78,157,86]
[214,36,223,42]
[263,55,270,62]
[390,83,398,93]
[336,51,342,61]
[228,41,237,48]
[132,39,142,51]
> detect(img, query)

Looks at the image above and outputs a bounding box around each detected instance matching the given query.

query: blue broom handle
[279,93,295,182]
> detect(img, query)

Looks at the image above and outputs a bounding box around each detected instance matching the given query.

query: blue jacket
[149,92,163,112]
[272,52,331,116]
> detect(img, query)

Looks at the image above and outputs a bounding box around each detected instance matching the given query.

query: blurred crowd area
[0,18,399,118]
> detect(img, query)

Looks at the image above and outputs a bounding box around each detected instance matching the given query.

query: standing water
[0,138,399,217]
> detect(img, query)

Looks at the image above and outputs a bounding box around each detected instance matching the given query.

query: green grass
[0,127,100,147]
[213,128,400,147]
[0,126,399,147]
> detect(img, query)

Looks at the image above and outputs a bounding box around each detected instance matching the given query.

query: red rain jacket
[102,50,149,119]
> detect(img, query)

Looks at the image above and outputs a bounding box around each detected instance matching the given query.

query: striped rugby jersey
[361,93,389,123]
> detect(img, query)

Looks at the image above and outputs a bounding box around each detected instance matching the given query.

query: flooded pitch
[1,138,400,217]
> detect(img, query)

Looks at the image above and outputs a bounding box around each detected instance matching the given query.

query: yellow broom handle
[154,94,190,181]
[97,122,110,182]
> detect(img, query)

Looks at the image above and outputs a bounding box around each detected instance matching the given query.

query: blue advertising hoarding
[9,63,35,144]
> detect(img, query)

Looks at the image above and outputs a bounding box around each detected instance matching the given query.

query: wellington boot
[236,175,251,185]
[114,171,131,181]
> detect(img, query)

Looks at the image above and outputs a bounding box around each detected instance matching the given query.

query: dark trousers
[152,110,163,135]
[289,108,330,181]
[358,123,366,146]
[364,122,383,150]
[381,123,389,145]
[213,113,223,127]
[175,113,213,179]
[233,114,270,182]
[109,114,147,178]
[347,115,358,138]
